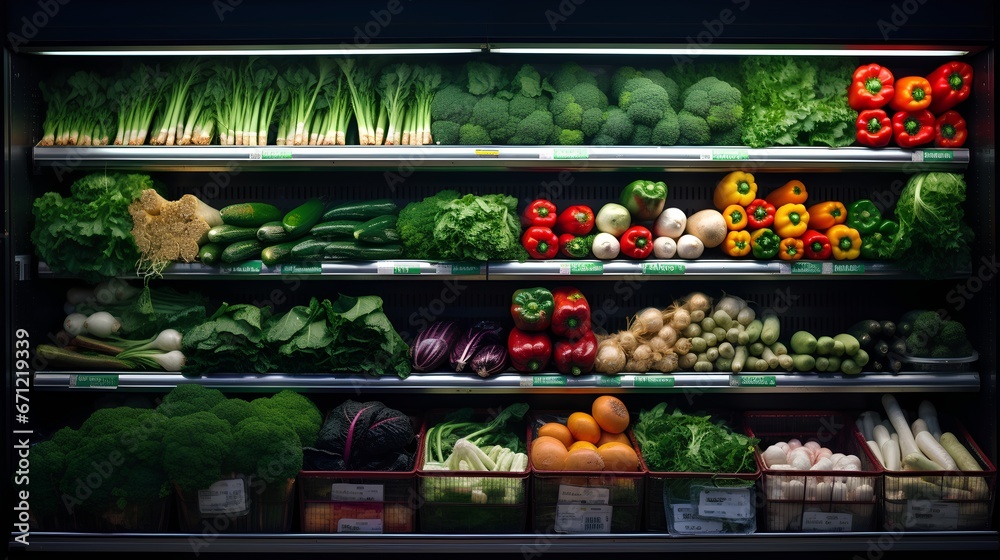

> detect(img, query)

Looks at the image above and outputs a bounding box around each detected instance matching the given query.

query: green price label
[711,149,749,161]
[921,149,954,161]
[449,263,482,275]
[261,149,293,160]
[566,261,604,275]
[832,263,865,274]
[279,262,322,274]
[221,260,263,274]
[553,148,589,160]
[732,375,777,387]
[596,376,622,388]
[791,262,823,275]
[393,265,421,275]
[633,375,675,387]
[531,375,568,387]
[70,374,119,388]
[642,262,686,275]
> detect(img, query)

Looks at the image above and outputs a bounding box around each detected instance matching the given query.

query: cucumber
[310,220,362,239]
[353,215,400,244]
[198,242,225,265]
[257,221,300,242]
[282,199,326,238]
[261,241,301,267]
[323,240,404,260]
[321,199,399,222]
[290,238,331,260]
[220,202,284,228]
[208,224,259,244]
[790,330,818,354]
[815,335,836,355]
[221,239,264,263]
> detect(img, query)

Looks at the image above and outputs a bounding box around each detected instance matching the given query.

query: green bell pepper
[510,287,554,331]
[846,199,883,235]
[859,219,900,260]
[620,179,667,222]
[750,228,781,259]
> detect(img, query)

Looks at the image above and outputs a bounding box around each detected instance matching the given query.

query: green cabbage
[888,172,974,278]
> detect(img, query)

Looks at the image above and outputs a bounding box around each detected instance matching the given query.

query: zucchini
[208,224,259,244]
[310,220,362,239]
[290,238,331,260]
[221,239,264,263]
[323,240,404,260]
[321,199,399,221]
[282,199,326,237]
[261,241,301,267]
[198,242,225,265]
[220,202,284,228]
[353,215,400,244]
[257,221,301,242]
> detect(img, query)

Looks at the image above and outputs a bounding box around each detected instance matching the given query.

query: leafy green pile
[182,302,272,374]
[397,189,462,259]
[432,193,528,262]
[31,172,153,283]
[632,403,758,473]
[888,172,974,279]
[323,294,411,378]
[739,56,858,148]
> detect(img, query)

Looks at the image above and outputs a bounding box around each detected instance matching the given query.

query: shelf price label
[632,375,675,388]
[642,262,685,275]
[330,484,384,502]
[730,375,777,387]
[596,376,622,388]
[670,504,726,534]
[560,261,603,275]
[69,374,119,389]
[249,149,293,160]
[697,487,754,520]
[552,147,590,160]
[221,260,263,274]
[801,511,853,532]
[832,263,865,274]
[707,149,749,161]
[914,149,954,162]
[435,262,483,275]
[279,262,322,275]
[474,149,499,157]
[790,262,824,275]
[378,263,421,275]
[520,376,568,387]
[554,504,612,533]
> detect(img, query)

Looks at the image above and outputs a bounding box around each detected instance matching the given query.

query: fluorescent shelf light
[489,45,970,57]
[30,45,485,56]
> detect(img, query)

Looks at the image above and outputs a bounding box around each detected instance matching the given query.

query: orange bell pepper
[778,237,804,261]
[889,76,933,112]
[826,224,862,260]
[722,204,748,231]
[723,230,752,257]
[806,201,847,231]
[764,179,808,207]
[773,203,810,238]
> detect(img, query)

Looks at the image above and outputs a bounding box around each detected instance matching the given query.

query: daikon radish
[939,432,983,471]
[860,410,877,441]
[881,439,901,470]
[872,424,891,450]
[915,431,958,470]
[903,452,943,471]
[910,418,929,439]
[867,441,885,465]
[882,394,922,460]
[918,400,942,440]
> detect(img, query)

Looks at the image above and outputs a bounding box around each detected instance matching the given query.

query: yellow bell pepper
[806,201,847,230]
[826,224,862,260]
[764,179,808,207]
[722,204,748,231]
[713,171,758,210]
[773,203,810,238]
[723,230,752,257]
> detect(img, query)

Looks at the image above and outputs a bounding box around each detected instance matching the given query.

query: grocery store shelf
[33,259,960,280]
[15,531,1000,553]
[30,145,970,172]
[31,371,982,393]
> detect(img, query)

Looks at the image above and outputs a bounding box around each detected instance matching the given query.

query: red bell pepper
[508,328,552,373]
[521,199,557,228]
[891,109,936,148]
[550,286,591,340]
[801,229,832,260]
[848,63,895,110]
[555,205,595,236]
[934,110,967,148]
[855,109,892,148]
[745,198,776,229]
[619,225,653,259]
[553,330,598,376]
[521,226,559,259]
[927,61,974,114]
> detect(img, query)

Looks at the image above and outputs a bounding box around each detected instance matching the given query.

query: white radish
[853,483,875,502]
[882,394,923,460]
[810,457,834,471]
[835,454,862,470]
[761,445,788,468]
[911,418,929,439]
[915,431,958,471]
[789,452,812,470]
[860,410,877,441]
[872,424,891,451]
[867,441,885,465]
[939,432,983,472]
[918,400,942,440]
[881,439,901,470]
[903,452,943,471]
[829,453,845,466]
[831,481,849,501]
[785,479,805,500]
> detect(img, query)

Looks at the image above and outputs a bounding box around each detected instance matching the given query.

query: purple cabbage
[470,343,508,377]
[304,400,415,471]
[450,320,503,373]
[410,319,461,372]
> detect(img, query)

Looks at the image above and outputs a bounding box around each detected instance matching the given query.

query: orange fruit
[537,422,574,448]
[568,440,598,452]
[597,430,631,447]
[592,395,630,434]
[597,442,639,471]
[566,411,602,444]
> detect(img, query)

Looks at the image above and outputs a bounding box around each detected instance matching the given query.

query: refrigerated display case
[5,0,996,555]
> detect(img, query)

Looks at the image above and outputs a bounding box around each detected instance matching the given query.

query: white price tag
[337,518,383,533]
[671,504,725,533]
[554,504,612,533]
[801,511,854,532]
[905,500,960,530]
[557,484,610,504]
[197,479,248,515]
[330,484,384,502]
[697,487,753,520]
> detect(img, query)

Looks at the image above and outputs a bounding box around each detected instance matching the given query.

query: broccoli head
[937,320,968,348]
[652,111,681,146]
[905,332,930,357]
[228,417,303,482]
[510,110,556,145]
[510,94,549,120]
[162,410,234,492]
[458,123,492,145]
[471,96,518,143]
[638,69,680,110]
[156,383,227,418]
[430,120,461,145]
[430,84,478,124]
[679,77,744,145]
[581,107,605,139]
[210,397,256,427]
[555,128,585,145]
[249,389,323,448]
[550,91,583,130]
[568,82,609,112]
[610,66,644,101]
[631,124,653,145]
[595,106,634,145]
[548,62,599,92]
[677,110,711,145]
[29,428,79,519]
[912,310,944,339]
[618,77,672,126]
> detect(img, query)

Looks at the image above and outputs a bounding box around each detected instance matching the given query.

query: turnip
[594,203,631,236]
[675,234,704,259]
[591,232,621,260]
[684,208,728,248]
[653,207,687,239]
[652,236,676,258]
